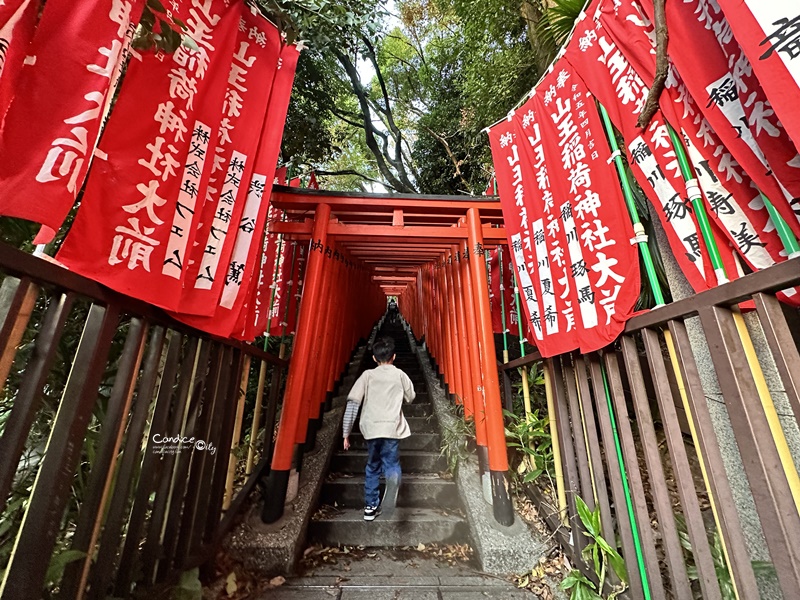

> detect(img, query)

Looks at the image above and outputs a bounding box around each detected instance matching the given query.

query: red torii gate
[261,186,516,525]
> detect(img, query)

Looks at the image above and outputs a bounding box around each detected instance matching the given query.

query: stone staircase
[308,319,470,548]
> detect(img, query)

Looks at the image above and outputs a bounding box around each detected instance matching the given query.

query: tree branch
[420,124,472,192]
[315,169,392,189]
[333,47,415,192]
[637,0,668,128]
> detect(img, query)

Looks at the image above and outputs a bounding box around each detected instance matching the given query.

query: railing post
[466,208,513,526]
[262,203,331,523]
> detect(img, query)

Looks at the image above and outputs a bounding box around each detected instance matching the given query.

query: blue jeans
[364,438,401,507]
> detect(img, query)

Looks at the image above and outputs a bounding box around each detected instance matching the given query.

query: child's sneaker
[363,505,381,521]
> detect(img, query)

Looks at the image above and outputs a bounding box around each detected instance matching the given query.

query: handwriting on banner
[36,0,135,195]
[107,2,219,275]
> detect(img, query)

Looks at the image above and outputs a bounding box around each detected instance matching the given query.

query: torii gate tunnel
[261,186,516,525]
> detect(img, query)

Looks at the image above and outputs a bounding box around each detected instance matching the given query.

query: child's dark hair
[372,336,395,363]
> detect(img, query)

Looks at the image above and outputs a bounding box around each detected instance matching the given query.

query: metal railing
[500,257,800,598]
[0,243,288,600]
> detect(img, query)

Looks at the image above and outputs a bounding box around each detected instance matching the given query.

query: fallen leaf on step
[268,576,286,587]
[416,543,425,551]
[226,572,238,596]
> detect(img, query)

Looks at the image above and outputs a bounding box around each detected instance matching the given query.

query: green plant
[439,413,475,476]
[503,408,553,484]
[561,496,628,600]
[510,363,546,417]
[674,514,775,599]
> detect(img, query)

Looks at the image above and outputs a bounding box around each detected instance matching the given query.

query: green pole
[497,245,510,362]
[595,102,653,599]
[666,124,729,284]
[597,103,666,306]
[601,363,652,599]
[513,282,527,359]
[762,193,800,258]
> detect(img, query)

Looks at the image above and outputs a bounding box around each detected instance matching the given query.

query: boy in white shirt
[342,336,416,521]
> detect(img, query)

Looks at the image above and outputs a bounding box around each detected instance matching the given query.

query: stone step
[348,432,440,452]
[403,402,432,417]
[330,450,446,474]
[406,415,437,433]
[320,474,459,509]
[309,507,469,547]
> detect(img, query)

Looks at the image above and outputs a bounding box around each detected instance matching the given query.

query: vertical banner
[564,9,740,293]
[58,0,241,310]
[488,248,520,337]
[488,118,548,352]
[639,0,800,234]
[173,7,283,318]
[0,0,39,126]
[528,63,640,352]
[0,0,145,238]
[598,0,799,303]
[717,2,800,153]
[491,61,640,357]
[179,37,300,339]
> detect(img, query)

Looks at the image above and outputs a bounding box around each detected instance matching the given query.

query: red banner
[491,62,643,359]
[640,0,800,236]
[58,0,240,310]
[564,9,739,294]
[172,7,283,319]
[528,63,640,353]
[239,207,280,340]
[488,247,520,337]
[0,0,39,127]
[286,242,305,335]
[598,0,800,304]
[717,2,800,155]
[488,118,551,353]
[0,0,145,238]
[267,240,292,336]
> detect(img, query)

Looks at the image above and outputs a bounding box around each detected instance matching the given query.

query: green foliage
[561,496,627,600]
[45,550,86,587]
[133,0,189,54]
[439,411,475,475]
[674,513,775,600]
[503,408,552,484]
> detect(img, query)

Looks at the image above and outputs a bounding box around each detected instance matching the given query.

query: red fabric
[274,165,287,186]
[717,2,800,155]
[529,62,640,353]
[488,247,520,337]
[288,176,301,187]
[0,0,145,239]
[267,239,293,336]
[0,0,39,129]
[172,8,283,320]
[564,9,739,294]
[239,208,280,340]
[490,61,640,358]
[286,242,305,335]
[637,0,800,236]
[598,0,800,305]
[307,171,319,189]
[208,41,300,341]
[58,0,240,310]
[488,118,550,352]
[484,177,496,196]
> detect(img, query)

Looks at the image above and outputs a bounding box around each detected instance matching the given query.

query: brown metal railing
[0,243,288,600]
[500,257,800,599]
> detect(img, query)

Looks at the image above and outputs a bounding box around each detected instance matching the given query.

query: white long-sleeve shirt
[342,364,416,440]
